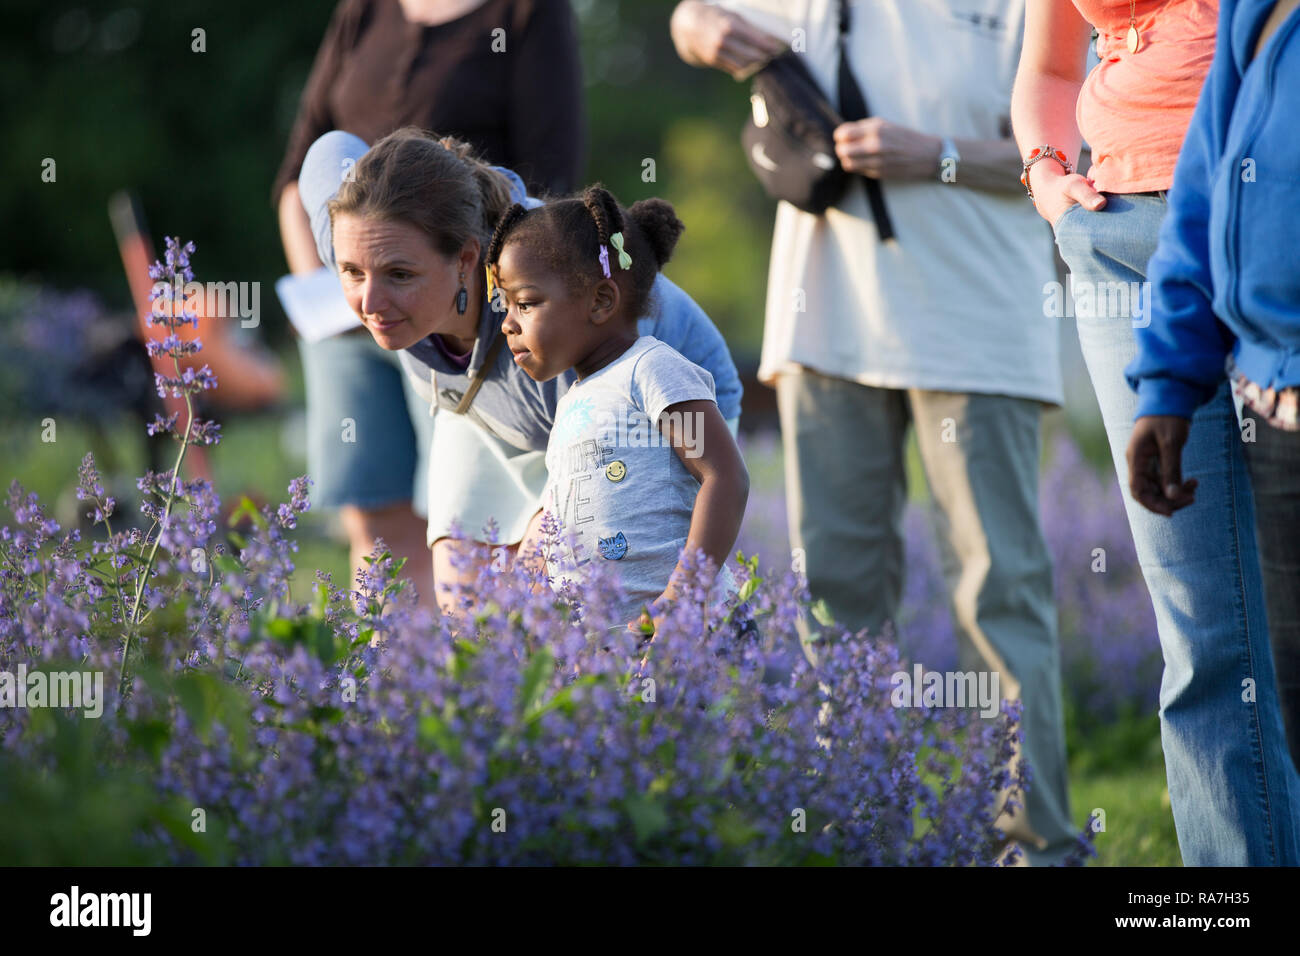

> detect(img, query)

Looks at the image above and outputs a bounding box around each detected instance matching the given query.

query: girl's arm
[1009,0,1105,224]
[655,399,749,608]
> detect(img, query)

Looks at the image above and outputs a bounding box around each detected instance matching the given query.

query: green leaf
[312,620,340,666]
[714,807,759,847]
[152,797,229,866]
[309,705,344,725]
[226,495,268,530]
[449,639,481,680]
[265,617,295,641]
[518,649,555,717]
[624,793,670,844]
[417,712,461,759]
[217,683,251,755]
[174,672,221,743]
[212,553,242,576]
[126,718,172,761]
[261,615,342,666]
[810,598,836,627]
[524,675,599,725]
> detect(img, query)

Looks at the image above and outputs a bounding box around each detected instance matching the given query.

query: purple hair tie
[598,244,611,278]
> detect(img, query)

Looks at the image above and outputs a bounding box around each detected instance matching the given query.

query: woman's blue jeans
[1054,192,1300,865]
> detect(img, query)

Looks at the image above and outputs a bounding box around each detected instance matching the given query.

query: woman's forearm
[1010,70,1086,171]
[278,181,325,275]
[1010,0,1093,166]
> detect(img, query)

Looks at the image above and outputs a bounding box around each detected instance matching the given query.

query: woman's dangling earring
[456,271,468,315]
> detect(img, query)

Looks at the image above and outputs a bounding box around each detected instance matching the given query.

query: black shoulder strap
[836,0,895,242]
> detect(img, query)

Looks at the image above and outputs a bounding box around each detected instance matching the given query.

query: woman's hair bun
[627,199,684,268]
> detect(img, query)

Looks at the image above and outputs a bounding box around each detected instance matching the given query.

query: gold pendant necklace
[1128,0,1141,53]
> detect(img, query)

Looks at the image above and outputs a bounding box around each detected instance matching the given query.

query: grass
[1071,759,1182,866]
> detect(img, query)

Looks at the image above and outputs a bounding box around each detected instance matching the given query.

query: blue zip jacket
[1125,0,1300,418]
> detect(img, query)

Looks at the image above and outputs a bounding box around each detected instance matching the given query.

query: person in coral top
[1012,0,1300,865]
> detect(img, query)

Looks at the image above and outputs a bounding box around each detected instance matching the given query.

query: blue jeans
[298,332,434,514]
[1055,193,1300,865]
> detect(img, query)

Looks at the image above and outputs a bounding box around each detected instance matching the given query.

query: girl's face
[496,242,615,382]
[334,213,476,351]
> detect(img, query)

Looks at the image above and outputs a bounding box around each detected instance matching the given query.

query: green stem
[118,328,195,699]
[99,510,131,640]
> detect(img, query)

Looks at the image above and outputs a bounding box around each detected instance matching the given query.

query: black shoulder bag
[740,0,894,240]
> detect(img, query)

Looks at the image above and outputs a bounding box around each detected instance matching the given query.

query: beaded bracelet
[1020,146,1073,201]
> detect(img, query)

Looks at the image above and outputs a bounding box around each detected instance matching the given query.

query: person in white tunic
[672,0,1072,865]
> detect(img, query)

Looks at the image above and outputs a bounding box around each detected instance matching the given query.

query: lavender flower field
[0,241,1115,867]
[735,429,1164,733]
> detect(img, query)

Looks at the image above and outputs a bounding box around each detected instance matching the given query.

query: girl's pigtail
[626,199,685,268]
[584,185,627,277]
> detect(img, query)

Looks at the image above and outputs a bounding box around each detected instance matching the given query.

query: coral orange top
[1071,0,1219,192]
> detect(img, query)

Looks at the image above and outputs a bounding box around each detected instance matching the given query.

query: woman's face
[334,213,471,351]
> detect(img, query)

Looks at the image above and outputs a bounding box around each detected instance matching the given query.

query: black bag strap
[835,0,895,241]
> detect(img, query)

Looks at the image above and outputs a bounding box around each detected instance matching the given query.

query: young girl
[486,186,749,626]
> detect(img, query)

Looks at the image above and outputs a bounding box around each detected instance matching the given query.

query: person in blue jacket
[1126,0,1300,771]
[298,128,743,608]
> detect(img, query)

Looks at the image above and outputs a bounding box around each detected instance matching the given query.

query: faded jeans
[1054,192,1300,865]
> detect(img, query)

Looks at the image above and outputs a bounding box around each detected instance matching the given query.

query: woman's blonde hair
[328,127,513,263]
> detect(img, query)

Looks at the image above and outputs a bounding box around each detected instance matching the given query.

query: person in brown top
[274,0,585,609]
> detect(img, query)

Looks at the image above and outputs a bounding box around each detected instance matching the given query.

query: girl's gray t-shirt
[542,336,733,620]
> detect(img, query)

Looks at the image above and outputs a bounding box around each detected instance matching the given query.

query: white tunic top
[718,0,1063,405]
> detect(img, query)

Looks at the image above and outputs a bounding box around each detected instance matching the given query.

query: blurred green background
[2,0,771,356]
